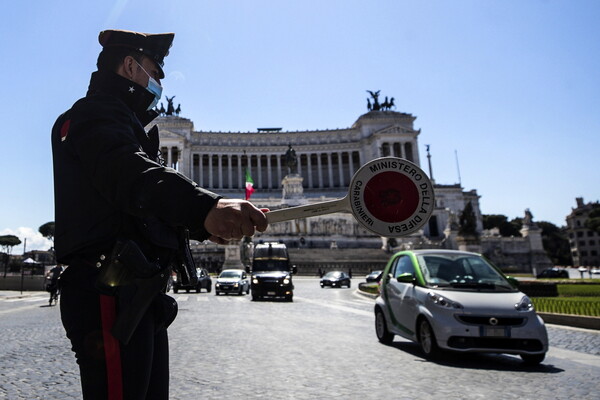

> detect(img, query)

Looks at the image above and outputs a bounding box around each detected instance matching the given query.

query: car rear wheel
[375,308,394,344]
[418,318,440,359]
[520,353,545,365]
[207,284,211,293]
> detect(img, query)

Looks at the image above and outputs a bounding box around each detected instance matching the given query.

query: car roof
[394,249,482,257]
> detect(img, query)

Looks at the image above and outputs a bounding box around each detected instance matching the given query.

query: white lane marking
[548,346,600,368]
[5,296,47,303]
[295,296,372,317]
[336,298,373,307]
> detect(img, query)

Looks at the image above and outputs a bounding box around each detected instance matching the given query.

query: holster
[94,239,174,345]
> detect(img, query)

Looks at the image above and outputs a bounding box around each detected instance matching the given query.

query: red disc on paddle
[363,171,419,223]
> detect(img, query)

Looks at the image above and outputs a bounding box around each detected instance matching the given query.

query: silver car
[215,269,250,295]
[374,250,548,365]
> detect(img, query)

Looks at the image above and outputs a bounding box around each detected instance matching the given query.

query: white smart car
[374,250,548,364]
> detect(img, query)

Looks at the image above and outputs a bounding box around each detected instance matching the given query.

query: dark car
[320,271,351,288]
[536,268,569,279]
[172,268,212,293]
[365,270,383,282]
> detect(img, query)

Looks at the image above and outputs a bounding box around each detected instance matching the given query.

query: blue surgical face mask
[136,61,163,110]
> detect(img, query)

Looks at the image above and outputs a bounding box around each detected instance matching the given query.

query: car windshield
[324,272,342,278]
[416,253,516,292]
[253,259,289,272]
[219,271,242,278]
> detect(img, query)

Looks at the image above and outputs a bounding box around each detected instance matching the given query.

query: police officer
[52,30,267,399]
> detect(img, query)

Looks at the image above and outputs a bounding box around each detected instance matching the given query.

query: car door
[385,255,419,335]
[241,272,249,290]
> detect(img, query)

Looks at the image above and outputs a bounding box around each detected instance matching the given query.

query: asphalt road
[1,278,599,399]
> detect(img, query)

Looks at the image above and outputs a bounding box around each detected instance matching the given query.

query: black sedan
[172,268,212,293]
[536,268,569,279]
[320,271,351,288]
[365,270,383,282]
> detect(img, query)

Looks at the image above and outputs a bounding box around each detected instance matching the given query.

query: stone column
[217,154,223,188]
[267,155,272,189]
[307,154,313,188]
[208,155,213,188]
[327,153,333,188]
[317,154,323,188]
[337,152,344,187]
[227,154,232,189]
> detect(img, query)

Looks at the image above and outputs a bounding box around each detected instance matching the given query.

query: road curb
[538,312,600,331]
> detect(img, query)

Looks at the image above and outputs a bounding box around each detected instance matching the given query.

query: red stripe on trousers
[100,295,123,400]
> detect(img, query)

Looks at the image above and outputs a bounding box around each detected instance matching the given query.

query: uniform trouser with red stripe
[60,265,169,400]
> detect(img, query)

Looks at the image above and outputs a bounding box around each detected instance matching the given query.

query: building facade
[154,107,550,273]
[566,197,600,267]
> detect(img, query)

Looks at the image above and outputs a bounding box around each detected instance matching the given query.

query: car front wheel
[520,353,545,365]
[375,308,394,344]
[418,318,440,359]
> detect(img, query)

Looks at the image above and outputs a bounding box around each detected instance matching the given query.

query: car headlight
[252,278,258,284]
[515,295,534,312]
[215,282,220,287]
[427,292,463,309]
[234,282,239,287]
[283,276,290,285]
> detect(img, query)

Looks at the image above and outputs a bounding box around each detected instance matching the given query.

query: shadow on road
[385,341,564,373]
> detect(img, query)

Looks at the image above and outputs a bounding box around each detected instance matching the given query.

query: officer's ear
[118,55,138,81]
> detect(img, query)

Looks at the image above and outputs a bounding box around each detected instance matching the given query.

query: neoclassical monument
[153,98,551,274]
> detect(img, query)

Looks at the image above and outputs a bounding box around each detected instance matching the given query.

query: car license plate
[267,291,276,296]
[482,327,507,337]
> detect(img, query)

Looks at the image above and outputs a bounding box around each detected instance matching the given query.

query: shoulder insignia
[60,120,71,142]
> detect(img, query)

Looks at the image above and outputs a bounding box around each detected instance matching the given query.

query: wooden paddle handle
[266,197,349,223]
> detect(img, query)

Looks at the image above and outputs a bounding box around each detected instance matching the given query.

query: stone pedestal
[281,174,307,206]
[221,240,243,269]
[456,234,482,253]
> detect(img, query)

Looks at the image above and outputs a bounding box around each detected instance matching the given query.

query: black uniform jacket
[52,69,221,264]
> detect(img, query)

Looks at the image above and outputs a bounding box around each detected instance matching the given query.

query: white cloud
[0,227,53,254]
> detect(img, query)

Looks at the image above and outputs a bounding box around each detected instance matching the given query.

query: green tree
[482,214,521,237]
[459,201,478,237]
[585,206,600,234]
[0,234,22,278]
[538,221,572,266]
[38,221,55,250]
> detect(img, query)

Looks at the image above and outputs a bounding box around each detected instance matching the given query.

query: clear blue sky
[1,0,599,252]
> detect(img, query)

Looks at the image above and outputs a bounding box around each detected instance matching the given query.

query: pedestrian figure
[51,29,267,399]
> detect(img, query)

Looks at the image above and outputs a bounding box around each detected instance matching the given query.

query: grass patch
[532,297,600,317]
[358,282,380,295]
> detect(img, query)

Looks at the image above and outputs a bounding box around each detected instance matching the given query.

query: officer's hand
[204,199,268,244]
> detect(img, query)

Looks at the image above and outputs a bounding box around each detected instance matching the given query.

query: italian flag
[245,168,255,200]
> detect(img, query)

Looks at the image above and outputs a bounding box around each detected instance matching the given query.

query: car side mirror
[506,276,519,289]
[396,273,416,284]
